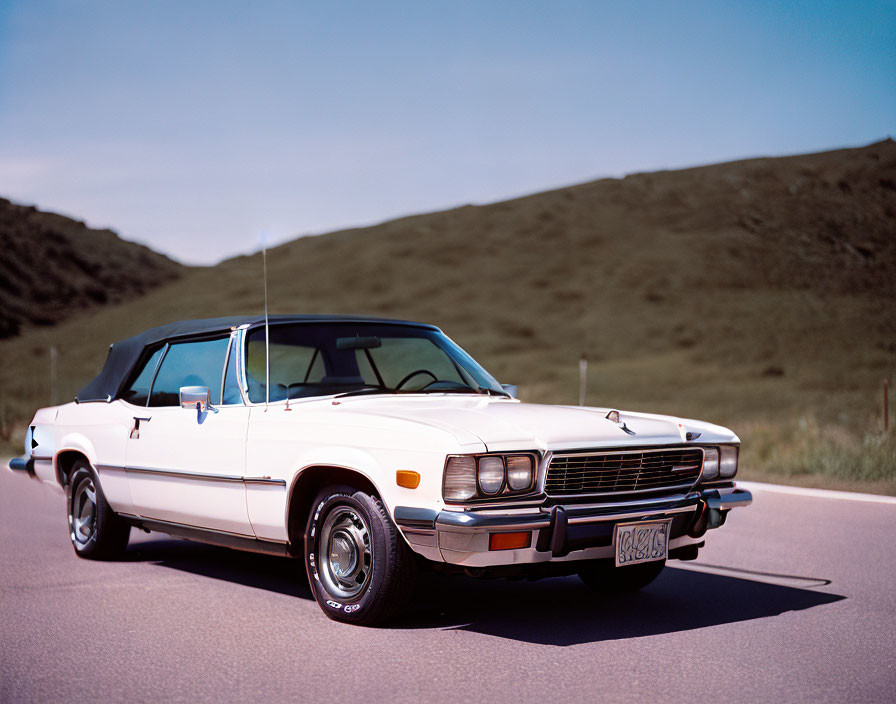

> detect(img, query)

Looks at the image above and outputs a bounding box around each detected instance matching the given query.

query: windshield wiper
[418,382,511,397]
[333,386,396,399]
[418,386,481,394]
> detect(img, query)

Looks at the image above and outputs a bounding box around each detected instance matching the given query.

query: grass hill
[0,198,183,338]
[1,140,894,492]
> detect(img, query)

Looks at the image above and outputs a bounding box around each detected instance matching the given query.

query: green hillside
[2,140,894,492]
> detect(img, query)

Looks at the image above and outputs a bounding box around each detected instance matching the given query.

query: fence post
[885,379,889,432]
[50,345,58,406]
[579,355,587,406]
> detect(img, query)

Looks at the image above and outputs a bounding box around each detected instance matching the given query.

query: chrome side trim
[97,464,286,486]
[244,476,288,486]
[125,465,243,482]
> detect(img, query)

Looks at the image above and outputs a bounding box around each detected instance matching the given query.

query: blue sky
[1,1,894,264]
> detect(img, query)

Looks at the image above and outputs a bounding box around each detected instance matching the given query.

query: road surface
[1,466,894,703]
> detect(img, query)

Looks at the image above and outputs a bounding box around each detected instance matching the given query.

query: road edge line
[737,480,896,505]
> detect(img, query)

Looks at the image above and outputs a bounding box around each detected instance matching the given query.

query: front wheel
[304,486,416,625]
[67,462,130,560]
[578,559,666,593]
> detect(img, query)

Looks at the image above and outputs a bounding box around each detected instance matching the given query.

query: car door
[124,333,254,535]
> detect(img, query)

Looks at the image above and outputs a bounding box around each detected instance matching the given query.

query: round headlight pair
[443,454,534,501]
[478,455,534,494]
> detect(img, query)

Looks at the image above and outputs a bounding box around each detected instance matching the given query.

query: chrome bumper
[7,456,35,479]
[396,486,752,567]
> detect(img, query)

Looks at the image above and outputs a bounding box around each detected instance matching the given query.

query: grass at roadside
[738,419,896,496]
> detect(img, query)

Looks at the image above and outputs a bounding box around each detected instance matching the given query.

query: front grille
[545,447,704,497]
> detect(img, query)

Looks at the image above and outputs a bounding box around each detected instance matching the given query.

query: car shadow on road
[125,535,844,646]
[124,536,313,599]
[401,567,845,645]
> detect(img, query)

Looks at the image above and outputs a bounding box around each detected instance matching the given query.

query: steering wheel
[395,369,438,390]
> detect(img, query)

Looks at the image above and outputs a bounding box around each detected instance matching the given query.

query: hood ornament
[678,423,701,442]
[606,409,636,435]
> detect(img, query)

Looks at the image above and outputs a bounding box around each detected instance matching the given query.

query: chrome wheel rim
[69,478,97,548]
[319,505,372,599]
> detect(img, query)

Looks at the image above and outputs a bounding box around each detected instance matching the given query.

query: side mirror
[501,384,518,398]
[179,386,218,413]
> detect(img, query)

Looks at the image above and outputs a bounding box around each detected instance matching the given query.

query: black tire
[304,485,416,625]
[67,461,130,560]
[578,559,666,593]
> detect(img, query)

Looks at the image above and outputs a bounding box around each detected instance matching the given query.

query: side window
[121,346,165,406]
[149,337,229,407]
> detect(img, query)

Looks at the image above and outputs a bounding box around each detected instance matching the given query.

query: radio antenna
[262,231,270,409]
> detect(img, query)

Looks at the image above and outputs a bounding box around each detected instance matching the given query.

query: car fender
[245,445,385,543]
[53,432,99,484]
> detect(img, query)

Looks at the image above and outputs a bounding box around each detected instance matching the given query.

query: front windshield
[245,323,505,403]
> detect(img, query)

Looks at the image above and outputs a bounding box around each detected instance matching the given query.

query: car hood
[333,395,738,451]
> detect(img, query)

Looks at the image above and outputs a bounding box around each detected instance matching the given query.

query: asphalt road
[2,467,894,703]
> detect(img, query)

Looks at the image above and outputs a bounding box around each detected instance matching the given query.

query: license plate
[614,519,671,567]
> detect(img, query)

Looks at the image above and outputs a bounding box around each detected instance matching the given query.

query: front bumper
[395,485,752,567]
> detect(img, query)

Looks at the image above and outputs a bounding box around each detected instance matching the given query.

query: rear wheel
[578,559,666,593]
[304,486,416,625]
[67,461,130,560]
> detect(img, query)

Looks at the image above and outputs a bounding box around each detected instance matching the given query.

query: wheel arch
[55,448,94,487]
[286,465,380,556]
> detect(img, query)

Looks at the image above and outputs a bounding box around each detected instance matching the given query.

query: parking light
[489,532,531,551]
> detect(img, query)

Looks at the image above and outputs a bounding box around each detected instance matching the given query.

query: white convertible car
[9,315,751,624]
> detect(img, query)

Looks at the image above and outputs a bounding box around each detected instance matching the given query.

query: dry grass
[1,141,894,493]
[739,418,896,494]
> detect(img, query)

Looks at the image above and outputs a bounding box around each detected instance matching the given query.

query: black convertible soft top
[75,315,438,403]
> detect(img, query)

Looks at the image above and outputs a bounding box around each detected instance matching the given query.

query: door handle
[130,416,152,440]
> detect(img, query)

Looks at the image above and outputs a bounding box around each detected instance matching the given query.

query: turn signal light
[396,470,421,489]
[489,531,531,551]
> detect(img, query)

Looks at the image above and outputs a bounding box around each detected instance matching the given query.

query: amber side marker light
[489,531,531,551]
[396,470,421,489]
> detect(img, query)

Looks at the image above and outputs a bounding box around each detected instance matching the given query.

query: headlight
[478,456,505,494]
[719,445,739,478]
[702,447,719,480]
[443,453,538,502]
[506,455,534,490]
[444,456,477,501]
